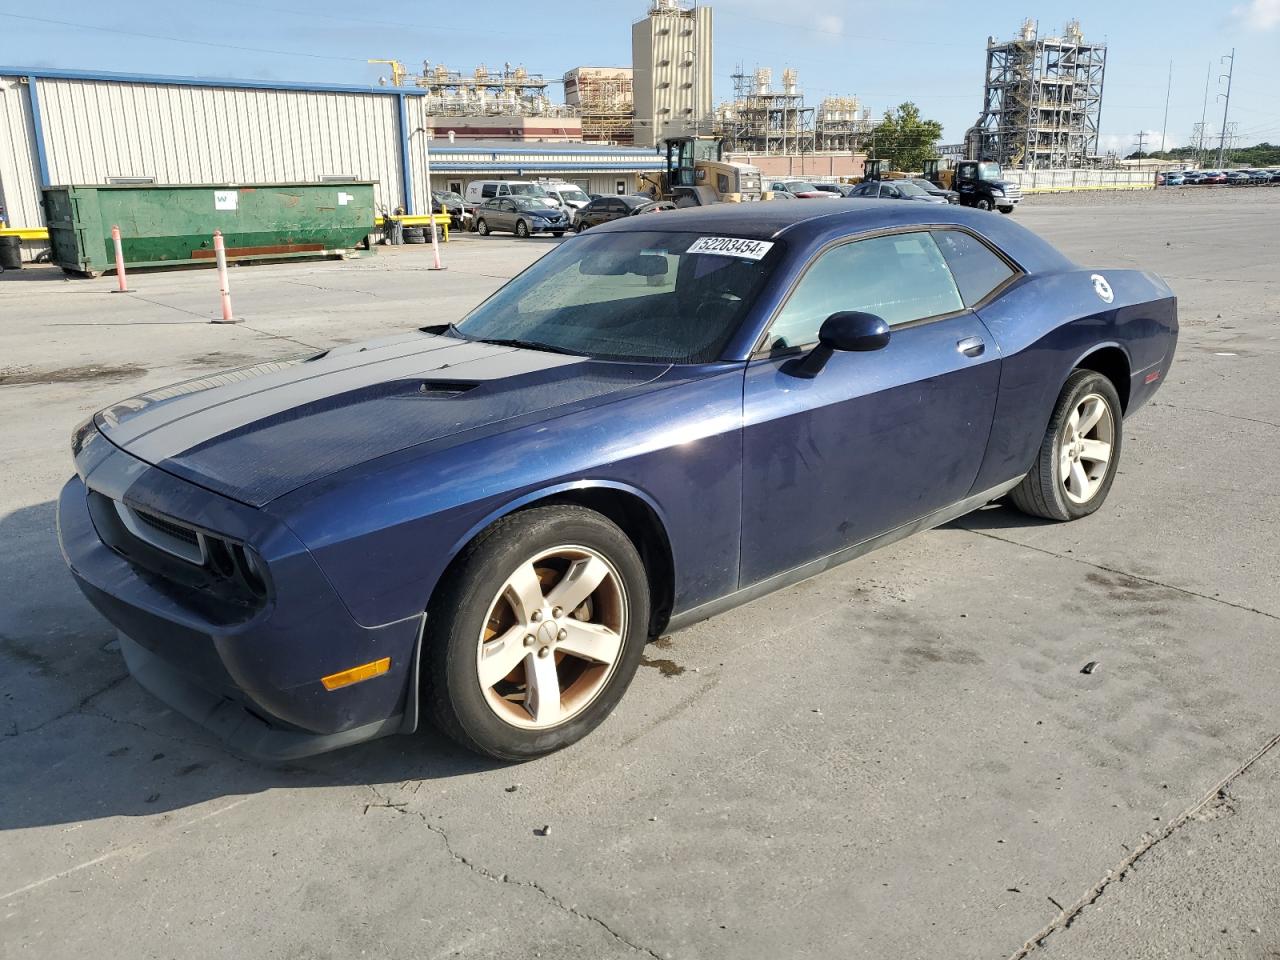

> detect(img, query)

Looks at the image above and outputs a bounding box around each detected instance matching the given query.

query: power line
[0,12,369,63]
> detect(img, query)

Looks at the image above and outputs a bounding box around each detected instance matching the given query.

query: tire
[403,227,426,244]
[552,231,566,238]
[1009,370,1124,522]
[976,198,993,211]
[515,219,530,238]
[424,505,651,761]
[476,219,490,236]
[576,221,587,232]
[998,206,1014,215]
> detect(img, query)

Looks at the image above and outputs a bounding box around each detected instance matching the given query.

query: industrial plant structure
[967,19,1107,167]
[631,0,714,147]
[564,67,634,145]
[719,68,875,156]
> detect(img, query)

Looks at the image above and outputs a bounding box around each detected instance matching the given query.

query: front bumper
[57,452,424,761]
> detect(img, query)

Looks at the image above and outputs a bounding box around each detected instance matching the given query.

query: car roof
[592,200,1075,273]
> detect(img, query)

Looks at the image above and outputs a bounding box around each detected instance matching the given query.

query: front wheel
[425,505,651,761]
[1009,370,1123,521]
[975,198,993,211]
[575,221,587,232]
[998,206,1014,215]
[552,231,566,238]
[476,219,490,236]
[515,219,530,238]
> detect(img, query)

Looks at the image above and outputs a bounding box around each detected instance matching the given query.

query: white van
[463,180,558,209]
[539,181,592,211]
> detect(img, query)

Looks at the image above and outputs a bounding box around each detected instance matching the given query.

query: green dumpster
[43,181,376,276]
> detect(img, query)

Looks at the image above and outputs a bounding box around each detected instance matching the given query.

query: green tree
[870,102,944,173]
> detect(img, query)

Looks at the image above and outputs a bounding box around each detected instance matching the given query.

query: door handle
[957,336,986,358]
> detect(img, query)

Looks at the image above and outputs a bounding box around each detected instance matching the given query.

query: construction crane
[368,59,409,87]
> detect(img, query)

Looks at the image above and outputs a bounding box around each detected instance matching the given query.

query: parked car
[1243,169,1272,184]
[431,190,465,225]
[952,160,1022,213]
[464,180,559,210]
[540,182,593,212]
[768,180,839,198]
[811,183,857,197]
[1160,172,1185,186]
[58,202,1177,761]
[1225,170,1253,185]
[904,178,960,203]
[1201,171,1227,185]
[574,194,657,230]
[847,180,949,204]
[475,197,571,237]
[1269,170,1280,183]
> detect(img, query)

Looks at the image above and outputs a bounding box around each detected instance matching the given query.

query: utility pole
[1198,63,1211,163]
[1216,49,1235,168]
[1134,130,1148,157]
[1159,59,1172,155]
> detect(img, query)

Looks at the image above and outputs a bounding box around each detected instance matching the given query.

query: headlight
[991,186,1005,195]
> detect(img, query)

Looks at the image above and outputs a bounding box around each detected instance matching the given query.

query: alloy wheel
[475,546,626,729]
[1060,393,1114,504]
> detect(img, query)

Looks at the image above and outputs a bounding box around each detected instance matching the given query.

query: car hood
[94,333,667,507]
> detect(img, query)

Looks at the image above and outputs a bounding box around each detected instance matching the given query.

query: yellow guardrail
[0,226,49,241]
[375,213,450,242]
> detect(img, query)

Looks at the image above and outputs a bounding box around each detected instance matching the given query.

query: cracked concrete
[366,785,666,959]
[2,193,1278,958]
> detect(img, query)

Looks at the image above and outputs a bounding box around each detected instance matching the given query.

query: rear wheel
[515,219,530,238]
[425,506,650,760]
[1010,370,1123,521]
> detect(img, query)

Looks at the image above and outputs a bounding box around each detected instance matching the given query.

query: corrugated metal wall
[631,6,713,147]
[34,79,405,214]
[0,77,42,229]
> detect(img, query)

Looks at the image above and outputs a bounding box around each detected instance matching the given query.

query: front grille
[136,509,200,547]
[113,501,205,565]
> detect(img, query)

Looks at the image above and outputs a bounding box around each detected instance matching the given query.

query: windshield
[788,182,819,192]
[508,184,550,197]
[512,197,548,211]
[557,187,590,203]
[978,162,1003,182]
[452,231,783,363]
[896,181,929,197]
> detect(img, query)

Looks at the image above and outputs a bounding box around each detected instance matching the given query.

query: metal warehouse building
[0,67,665,256]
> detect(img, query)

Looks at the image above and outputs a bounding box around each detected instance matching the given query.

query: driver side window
[764,232,965,350]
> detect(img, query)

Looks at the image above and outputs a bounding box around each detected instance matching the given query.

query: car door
[739,229,1006,584]
[495,199,517,232]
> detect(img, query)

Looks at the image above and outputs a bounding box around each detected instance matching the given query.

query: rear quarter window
[930,230,1018,306]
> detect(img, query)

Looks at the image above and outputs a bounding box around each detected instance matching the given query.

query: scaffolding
[389,61,577,118]
[969,19,1106,168]
[720,67,815,154]
[564,67,634,145]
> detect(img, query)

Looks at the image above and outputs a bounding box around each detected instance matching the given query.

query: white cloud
[816,14,845,36]
[1234,0,1280,29]
[1099,130,1181,155]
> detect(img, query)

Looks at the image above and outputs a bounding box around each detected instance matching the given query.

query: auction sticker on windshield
[687,237,775,260]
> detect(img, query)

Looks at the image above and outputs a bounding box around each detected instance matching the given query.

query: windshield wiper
[469,336,584,357]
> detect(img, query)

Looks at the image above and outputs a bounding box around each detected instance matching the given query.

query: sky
[3,0,1279,153]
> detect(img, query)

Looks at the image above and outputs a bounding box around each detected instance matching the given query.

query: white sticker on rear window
[687,237,775,260]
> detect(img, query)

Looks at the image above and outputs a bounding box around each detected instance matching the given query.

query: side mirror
[785,311,891,378]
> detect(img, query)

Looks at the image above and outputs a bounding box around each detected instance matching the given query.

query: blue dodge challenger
[58,202,1178,761]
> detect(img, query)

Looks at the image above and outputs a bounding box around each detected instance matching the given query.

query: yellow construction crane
[368,59,409,87]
